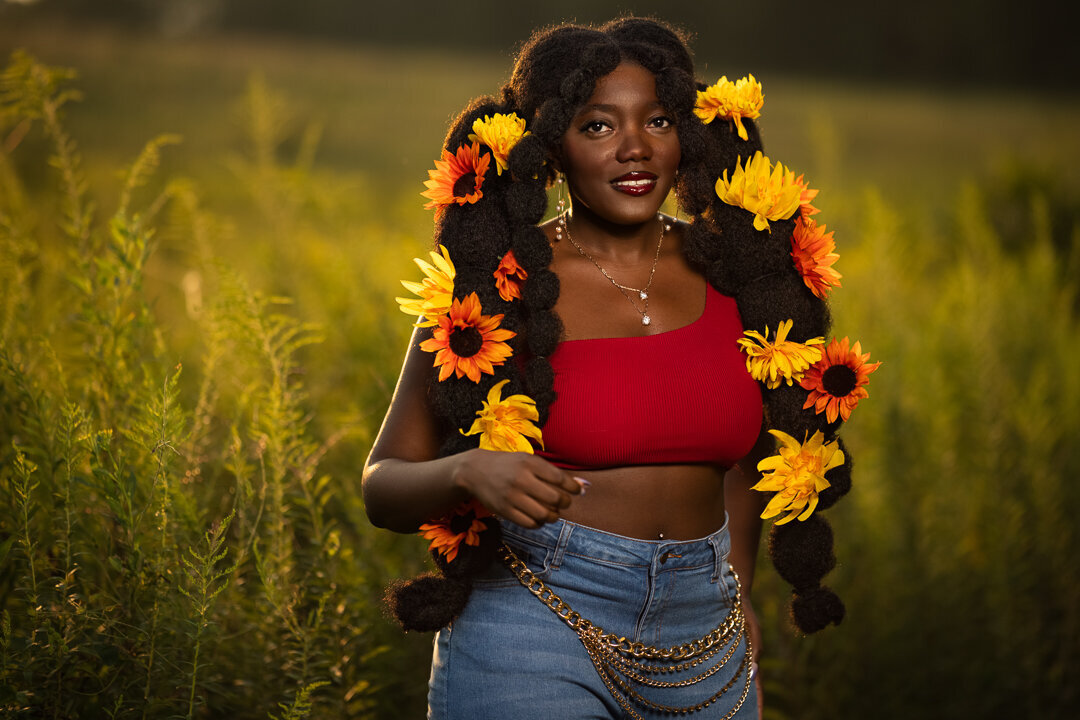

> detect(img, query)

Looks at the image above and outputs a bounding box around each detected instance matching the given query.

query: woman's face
[558,61,680,227]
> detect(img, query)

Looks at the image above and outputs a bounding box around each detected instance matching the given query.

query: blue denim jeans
[427,517,757,719]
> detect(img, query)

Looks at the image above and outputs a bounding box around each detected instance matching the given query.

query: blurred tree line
[3,0,1077,90]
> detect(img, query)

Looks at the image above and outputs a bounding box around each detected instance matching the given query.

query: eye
[649,115,674,129]
[579,119,611,134]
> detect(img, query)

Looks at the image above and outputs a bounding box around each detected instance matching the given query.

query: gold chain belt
[498,543,753,719]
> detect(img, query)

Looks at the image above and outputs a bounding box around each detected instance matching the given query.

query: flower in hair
[419,499,493,563]
[396,244,456,326]
[461,379,544,453]
[800,337,881,423]
[754,429,843,524]
[468,113,530,176]
[790,216,842,299]
[738,319,825,389]
[419,293,515,382]
[794,173,820,218]
[421,141,491,209]
[694,74,764,141]
[715,152,803,232]
[493,249,527,302]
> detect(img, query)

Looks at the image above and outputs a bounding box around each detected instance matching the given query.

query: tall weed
[0,52,401,718]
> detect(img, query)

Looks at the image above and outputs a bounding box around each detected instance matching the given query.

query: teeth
[613,178,654,187]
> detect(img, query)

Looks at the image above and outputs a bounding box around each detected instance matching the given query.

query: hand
[453,449,583,528]
[742,594,764,720]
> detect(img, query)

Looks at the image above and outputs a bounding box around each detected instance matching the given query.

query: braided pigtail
[680,71,878,633]
[388,96,531,630]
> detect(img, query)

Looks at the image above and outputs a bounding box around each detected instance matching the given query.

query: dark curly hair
[387,16,852,636]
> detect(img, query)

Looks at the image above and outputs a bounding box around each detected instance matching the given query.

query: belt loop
[551,520,572,569]
[709,532,724,582]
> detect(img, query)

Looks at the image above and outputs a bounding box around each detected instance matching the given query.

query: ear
[548,147,564,175]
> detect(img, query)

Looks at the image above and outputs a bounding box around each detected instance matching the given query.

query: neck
[564,207,665,261]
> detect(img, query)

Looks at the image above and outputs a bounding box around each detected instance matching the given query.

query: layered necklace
[557,212,670,326]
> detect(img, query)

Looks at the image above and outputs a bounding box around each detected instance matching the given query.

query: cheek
[661,138,681,172]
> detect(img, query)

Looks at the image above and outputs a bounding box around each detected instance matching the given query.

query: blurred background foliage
[1,2,1079,718]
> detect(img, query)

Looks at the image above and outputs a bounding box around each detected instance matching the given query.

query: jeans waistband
[499,516,731,582]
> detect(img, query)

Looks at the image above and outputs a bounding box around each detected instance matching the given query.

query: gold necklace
[561,213,670,326]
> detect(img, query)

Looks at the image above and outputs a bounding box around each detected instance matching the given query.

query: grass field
[2,22,1079,719]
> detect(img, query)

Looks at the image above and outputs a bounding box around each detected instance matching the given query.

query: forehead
[580,61,660,110]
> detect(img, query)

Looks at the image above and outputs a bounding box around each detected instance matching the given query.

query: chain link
[498,542,754,718]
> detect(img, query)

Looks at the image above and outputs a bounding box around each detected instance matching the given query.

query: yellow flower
[715,152,803,232]
[461,379,544,453]
[754,429,844,524]
[790,215,842,299]
[395,244,456,326]
[737,319,825,389]
[694,74,764,141]
[418,499,492,563]
[468,113,530,176]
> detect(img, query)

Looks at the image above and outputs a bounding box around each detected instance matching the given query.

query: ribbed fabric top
[536,283,763,471]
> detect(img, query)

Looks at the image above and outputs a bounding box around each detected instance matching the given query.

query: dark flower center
[822,364,858,397]
[452,171,477,198]
[448,326,484,357]
[449,510,476,535]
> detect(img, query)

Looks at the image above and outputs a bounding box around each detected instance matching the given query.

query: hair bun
[790,585,845,633]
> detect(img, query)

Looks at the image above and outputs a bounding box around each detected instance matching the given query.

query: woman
[364,17,874,719]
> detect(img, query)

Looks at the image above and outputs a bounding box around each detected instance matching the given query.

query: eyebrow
[577,101,665,114]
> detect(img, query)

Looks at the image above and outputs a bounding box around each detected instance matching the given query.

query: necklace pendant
[642,315,651,326]
[639,291,647,300]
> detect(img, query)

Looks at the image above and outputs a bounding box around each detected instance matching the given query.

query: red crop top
[536,283,763,470]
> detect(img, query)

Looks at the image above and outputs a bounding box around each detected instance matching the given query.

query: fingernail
[574,476,590,494]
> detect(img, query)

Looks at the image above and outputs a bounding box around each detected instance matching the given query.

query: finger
[524,456,587,495]
[510,492,561,526]
[525,480,572,511]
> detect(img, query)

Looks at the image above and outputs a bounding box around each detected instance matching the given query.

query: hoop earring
[555,173,567,241]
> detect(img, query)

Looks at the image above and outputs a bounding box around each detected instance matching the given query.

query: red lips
[610,171,658,196]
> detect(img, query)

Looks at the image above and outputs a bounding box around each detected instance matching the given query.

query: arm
[724,426,773,718]
[724,426,772,595]
[361,326,583,534]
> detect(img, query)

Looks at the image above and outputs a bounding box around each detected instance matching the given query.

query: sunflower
[790,215,842,299]
[800,337,881,423]
[421,141,491,209]
[396,244,456,326]
[754,429,844,524]
[419,292,515,382]
[418,499,492,563]
[493,249,527,302]
[694,74,764,141]
[737,319,825,389]
[468,113,530,175]
[715,151,803,232]
[460,379,544,452]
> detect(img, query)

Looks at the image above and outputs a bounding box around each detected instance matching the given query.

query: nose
[616,126,651,163]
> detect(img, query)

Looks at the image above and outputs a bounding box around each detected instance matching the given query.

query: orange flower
[790,215,842,299]
[419,292,516,382]
[493,249,527,302]
[418,499,492,563]
[800,337,881,423]
[794,173,819,218]
[421,141,491,209]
